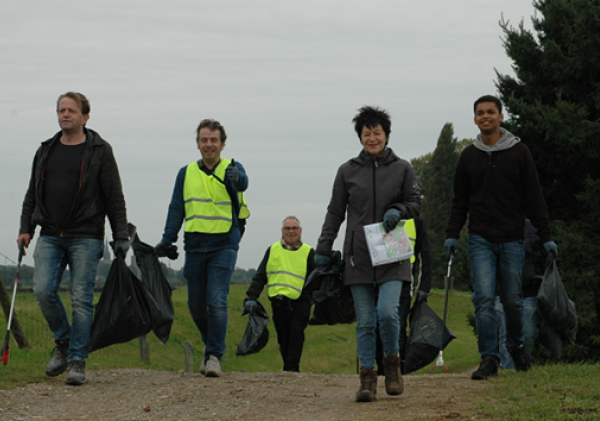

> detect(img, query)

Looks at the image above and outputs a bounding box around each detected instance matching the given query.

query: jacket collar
[351,147,399,165]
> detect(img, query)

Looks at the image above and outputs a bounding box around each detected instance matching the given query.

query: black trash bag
[89,255,157,352]
[537,257,577,343]
[403,299,456,374]
[129,223,175,344]
[539,319,569,359]
[305,251,356,325]
[237,300,270,356]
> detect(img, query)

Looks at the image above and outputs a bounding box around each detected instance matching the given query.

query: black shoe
[508,345,531,372]
[46,340,69,377]
[472,356,499,380]
[66,360,86,385]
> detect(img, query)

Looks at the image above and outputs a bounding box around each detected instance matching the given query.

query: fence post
[139,334,150,364]
[184,341,194,373]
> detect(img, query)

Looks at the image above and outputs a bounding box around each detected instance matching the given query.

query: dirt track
[0,368,491,420]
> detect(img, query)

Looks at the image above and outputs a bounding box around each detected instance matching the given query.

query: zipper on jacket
[372,157,378,285]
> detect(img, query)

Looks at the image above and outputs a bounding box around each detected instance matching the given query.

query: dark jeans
[184,249,237,360]
[33,236,103,362]
[468,234,525,361]
[271,296,311,372]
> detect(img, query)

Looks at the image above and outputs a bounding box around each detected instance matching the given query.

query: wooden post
[139,334,150,364]
[0,273,30,349]
[184,341,194,373]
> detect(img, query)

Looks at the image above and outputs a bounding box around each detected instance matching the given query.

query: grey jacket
[316,148,421,286]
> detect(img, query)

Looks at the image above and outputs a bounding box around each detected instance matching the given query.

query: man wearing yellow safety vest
[376,214,432,374]
[244,216,315,372]
[155,119,249,378]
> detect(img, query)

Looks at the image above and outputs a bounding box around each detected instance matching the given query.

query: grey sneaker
[66,360,86,385]
[200,358,207,375]
[46,340,69,377]
[205,355,221,377]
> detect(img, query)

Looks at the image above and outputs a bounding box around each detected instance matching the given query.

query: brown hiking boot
[383,354,404,395]
[355,367,378,402]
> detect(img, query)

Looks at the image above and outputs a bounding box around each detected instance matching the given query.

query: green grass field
[2,284,598,420]
[0,284,478,386]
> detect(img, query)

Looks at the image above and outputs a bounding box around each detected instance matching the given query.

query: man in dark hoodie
[444,95,557,380]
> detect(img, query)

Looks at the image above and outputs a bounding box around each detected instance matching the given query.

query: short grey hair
[282,215,301,227]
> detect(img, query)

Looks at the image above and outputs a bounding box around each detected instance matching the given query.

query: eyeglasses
[282,226,300,232]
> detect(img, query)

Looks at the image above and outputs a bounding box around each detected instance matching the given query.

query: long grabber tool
[1,240,25,365]
[430,253,455,373]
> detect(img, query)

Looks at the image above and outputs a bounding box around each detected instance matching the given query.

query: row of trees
[413,0,600,361]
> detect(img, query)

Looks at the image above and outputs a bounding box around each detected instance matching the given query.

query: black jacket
[19,128,128,241]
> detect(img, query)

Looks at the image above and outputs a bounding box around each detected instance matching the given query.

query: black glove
[383,208,402,233]
[155,242,179,260]
[444,238,458,259]
[315,253,331,271]
[226,163,240,183]
[415,290,428,303]
[113,239,131,259]
[244,300,257,314]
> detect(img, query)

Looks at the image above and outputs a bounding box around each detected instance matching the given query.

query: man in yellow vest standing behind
[244,216,315,372]
[156,119,249,377]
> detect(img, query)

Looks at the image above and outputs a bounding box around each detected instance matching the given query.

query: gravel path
[0,369,489,420]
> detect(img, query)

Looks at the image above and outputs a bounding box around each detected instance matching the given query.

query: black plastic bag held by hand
[89,255,157,352]
[537,256,577,343]
[237,301,270,356]
[403,300,456,374]
[129,223,175,344]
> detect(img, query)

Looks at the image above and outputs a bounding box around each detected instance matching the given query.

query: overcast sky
[0,1,537,270]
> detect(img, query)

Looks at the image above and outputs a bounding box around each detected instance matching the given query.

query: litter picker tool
[2,240,25,365]
[430,253,454,373]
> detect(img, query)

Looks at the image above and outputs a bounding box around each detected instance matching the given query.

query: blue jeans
[468,234,524,361]
[33,236,103,362]
[522,296,538,361]
[351,281,403,369]
[184,249,237,360]
[495,296,515,369]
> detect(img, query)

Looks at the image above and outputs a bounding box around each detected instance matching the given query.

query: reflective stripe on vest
[266,242,312,300]
[404,219,417,264]
[184,159,233,234]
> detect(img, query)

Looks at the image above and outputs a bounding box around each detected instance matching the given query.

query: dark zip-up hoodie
[316,148,421,286]
[446,128,551,243]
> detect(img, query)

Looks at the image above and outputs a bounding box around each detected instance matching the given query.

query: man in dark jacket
[17,92,130,385]
[244,216,315,372]
[445,95,557,380]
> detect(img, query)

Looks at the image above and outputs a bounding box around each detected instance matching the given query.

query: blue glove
[113,239,130,259]
[314,253,331,271]
[543,241,558,258]
[415,290,429,303]
[244,300,257,314]
[383,208,402,233]
[226,163,240,183]
[444,238,458,259]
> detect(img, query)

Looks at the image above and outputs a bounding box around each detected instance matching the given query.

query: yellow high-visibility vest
[184,159,234,234]
[266,242,312,300]
[404,219,417,264]
[238,192,250,220]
